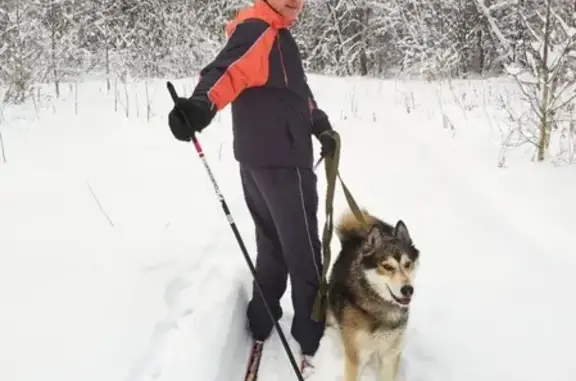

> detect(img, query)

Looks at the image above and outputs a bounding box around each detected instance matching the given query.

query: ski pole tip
[166,81,178,103]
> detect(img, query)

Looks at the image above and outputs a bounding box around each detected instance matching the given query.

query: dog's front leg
[342,327,361,381]
[343,348,359,381]
[376,351,400,381]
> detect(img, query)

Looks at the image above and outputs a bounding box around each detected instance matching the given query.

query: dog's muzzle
[388,284,413,305]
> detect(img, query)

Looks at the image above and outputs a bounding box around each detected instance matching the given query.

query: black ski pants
[240,164,325,355]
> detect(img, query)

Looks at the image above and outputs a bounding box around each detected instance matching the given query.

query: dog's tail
[335,208,376,243]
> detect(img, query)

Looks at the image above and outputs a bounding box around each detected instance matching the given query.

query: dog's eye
[382,264,395,271]
[404,262,412,269]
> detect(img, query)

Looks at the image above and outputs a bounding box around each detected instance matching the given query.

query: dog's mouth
[387,286,411,306]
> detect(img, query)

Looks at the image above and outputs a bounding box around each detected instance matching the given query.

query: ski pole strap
[312,130,369,322]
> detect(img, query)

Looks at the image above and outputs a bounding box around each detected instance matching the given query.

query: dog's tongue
[398,297,411,305]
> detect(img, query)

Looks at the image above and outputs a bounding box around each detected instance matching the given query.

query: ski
[244,340,264,381]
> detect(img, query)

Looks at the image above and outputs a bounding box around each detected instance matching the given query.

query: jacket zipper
[277,38,288,86]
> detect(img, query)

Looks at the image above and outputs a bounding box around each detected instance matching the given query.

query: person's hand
[318,131,337,159]
[168,98,214,141]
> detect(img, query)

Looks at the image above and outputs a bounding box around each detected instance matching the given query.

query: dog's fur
[326,209,420,381]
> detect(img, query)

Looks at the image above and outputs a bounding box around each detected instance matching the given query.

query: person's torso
[231,26,315,168]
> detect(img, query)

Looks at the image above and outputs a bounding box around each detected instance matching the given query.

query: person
[167,0,336,373]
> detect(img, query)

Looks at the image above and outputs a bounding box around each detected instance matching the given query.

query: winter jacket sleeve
[190,18,276,112]
[305,76,332,137]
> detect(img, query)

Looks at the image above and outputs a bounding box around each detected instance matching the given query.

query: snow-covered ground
[1,74,575,381]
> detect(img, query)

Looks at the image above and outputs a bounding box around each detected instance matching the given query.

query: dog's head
[359,221,419,308]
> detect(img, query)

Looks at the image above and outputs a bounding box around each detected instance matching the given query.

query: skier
[167,0,336,376]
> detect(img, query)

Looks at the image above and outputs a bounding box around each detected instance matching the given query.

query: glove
[312,109,336,158]
[168,97,215,142]
[318,131,337,159]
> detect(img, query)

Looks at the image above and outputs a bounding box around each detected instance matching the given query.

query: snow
[1,74,575,381]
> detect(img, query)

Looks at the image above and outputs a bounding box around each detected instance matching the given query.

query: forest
[1,0,575,107]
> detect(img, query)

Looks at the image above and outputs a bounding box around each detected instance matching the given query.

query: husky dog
[326,209,419,381]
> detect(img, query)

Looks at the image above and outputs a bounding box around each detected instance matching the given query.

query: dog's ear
[394,220,412,245]
[362,225,384,254]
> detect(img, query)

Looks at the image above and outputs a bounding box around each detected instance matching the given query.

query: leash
[166,82,305,381]
[311,130,369,322]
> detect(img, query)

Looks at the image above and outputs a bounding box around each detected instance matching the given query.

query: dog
[326,209,420,381]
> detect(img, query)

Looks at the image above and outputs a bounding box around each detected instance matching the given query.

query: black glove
[312,109,336,158]
[318,131,337,159]
[168,97,215,142]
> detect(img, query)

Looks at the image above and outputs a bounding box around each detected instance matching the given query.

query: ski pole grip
[166,81,200,145]
[166,81,178,104]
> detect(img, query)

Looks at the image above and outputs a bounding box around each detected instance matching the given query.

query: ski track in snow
[1,75,575,381]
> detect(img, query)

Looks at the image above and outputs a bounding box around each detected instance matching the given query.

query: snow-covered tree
[0,0,44,103]
[504,0,576,162]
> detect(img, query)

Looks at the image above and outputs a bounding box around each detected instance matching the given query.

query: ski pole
[166,82,305,381]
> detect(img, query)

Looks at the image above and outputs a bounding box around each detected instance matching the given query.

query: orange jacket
[190,0,331,168]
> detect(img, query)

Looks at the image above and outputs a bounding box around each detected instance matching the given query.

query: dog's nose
[400,285,414,297]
